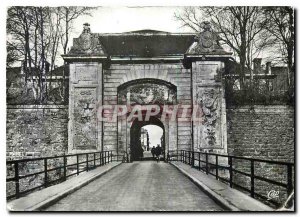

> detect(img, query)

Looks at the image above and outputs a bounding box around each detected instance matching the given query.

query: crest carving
[197,86,221,148]
[68,23,106,56]
[186,21,227,55]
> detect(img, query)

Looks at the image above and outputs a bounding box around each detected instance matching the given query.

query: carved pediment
[68,23,107,56]
[186,21,229,55]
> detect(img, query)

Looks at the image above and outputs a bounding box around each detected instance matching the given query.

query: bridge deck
[45,161,223,211]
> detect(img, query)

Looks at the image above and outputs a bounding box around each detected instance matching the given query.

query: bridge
[6,151,294,211]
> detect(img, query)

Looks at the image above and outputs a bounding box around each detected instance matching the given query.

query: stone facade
[66,62,229,159]
[63,23,231,159]
[68,62,102,153]
[192,61,227,154]
[105,64,192,157]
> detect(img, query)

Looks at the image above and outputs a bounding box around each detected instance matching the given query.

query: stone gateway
[63,23,232,161]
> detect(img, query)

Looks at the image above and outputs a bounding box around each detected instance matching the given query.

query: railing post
[63,155,67,181]
[107,151,110,163]
[44,159,48,187]
[198,152,201,171]
[287,164,293,196]
[187,151,189,164]
[111,151,113,162]
[76,155,79,175]
[14,162,19,199]
[192,151,195,167]
[229,156,233,188]
[94,153,96,167]
[86,154,89,171]
[250,160,254,198]
[216,155,218,180]
[205,153,208,174]
[104,152,106,165]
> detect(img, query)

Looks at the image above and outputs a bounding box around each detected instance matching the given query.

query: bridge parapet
[6,150,116,200]
[174,150,294,209]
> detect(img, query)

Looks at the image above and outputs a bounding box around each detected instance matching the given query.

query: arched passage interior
[130,116,165,161]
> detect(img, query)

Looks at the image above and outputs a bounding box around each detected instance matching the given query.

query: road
[45,161,223,211]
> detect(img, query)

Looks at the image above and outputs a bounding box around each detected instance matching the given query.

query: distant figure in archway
[151,146,156,160]
[155,144,162,163]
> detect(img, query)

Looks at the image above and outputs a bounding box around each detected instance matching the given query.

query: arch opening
[130,116,165,161]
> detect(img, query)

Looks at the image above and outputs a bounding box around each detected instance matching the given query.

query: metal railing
[179,150,294,207]
[6,151,114,200]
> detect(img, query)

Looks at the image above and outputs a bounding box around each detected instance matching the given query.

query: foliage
[224,77,294,106]
[174,6,294,93]
[260,7,294,89]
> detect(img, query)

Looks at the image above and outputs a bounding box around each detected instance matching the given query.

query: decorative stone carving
[73,87,97,149]
[196,86,222,148]
[118,82,176,105]
[82,23,91,33]
[186,21,229,55]
[68,23,106,56]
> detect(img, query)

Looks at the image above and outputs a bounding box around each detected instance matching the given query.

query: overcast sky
[70,7,192,43]
[54,6,194,65]
[143,125,163,147]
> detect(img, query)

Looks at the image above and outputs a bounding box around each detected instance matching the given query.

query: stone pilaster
[68,62,103,153]
[192,61,227,154]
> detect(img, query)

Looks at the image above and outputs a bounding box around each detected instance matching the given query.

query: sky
[142,125,163,147]
[72,7,191,35]
[54,6,194,65]
[68,7,193,46]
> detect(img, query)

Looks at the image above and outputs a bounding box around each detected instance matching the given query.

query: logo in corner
[267,190,279,200]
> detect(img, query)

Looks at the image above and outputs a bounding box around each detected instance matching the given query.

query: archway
[116,78,177,161]
[130,116,165,161]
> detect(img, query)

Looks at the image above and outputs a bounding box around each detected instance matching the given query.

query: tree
[59,7,94,55]
[6,6,95,104]
[175,7,266,87]
[261,7,294,90]
[58,7,94,101]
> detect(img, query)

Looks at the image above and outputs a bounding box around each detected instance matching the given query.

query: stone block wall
[226,105,294,207]
[6,105,68,198]
[6,105,68,160]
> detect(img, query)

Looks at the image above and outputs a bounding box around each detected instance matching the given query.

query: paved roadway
[45,161,223,211]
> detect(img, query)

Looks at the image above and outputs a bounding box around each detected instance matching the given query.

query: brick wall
[226,105,294,207]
